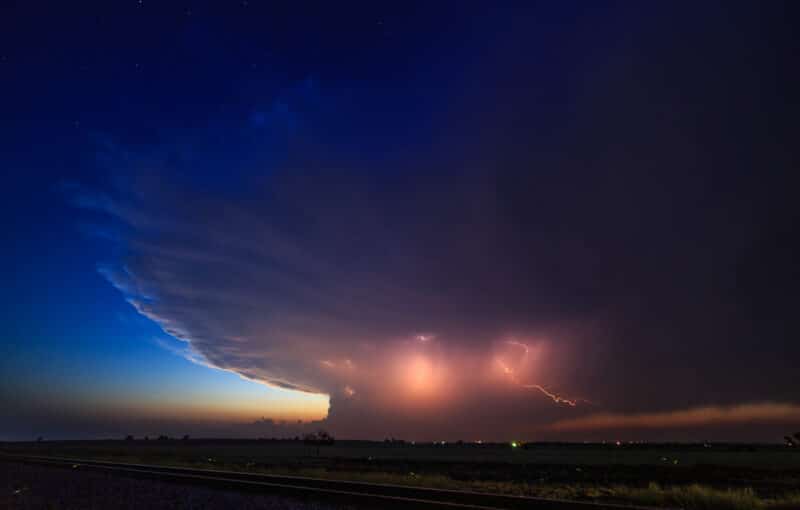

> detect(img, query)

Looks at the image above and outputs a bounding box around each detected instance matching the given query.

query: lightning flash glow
[316,334,583,415]
[496,341,579,407]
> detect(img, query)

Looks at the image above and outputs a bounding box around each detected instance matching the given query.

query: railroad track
[1,454,669,510]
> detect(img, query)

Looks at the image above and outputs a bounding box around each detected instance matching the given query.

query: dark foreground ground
[1,461,358,510]
[2,440,800,509]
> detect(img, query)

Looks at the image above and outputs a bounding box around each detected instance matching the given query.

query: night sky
[2,1,800,442]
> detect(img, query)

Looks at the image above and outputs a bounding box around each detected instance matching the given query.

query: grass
[3,440,800,509]
[251,470,800,509]
[617,483,761,509]
[32,458,795,510]
[614,483,800,510]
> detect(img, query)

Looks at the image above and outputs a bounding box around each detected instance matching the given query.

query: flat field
[1,460,356,510]
[3,440,799,509]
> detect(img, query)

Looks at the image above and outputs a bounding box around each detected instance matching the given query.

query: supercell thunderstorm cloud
[80,109,799,439]
[4,2,800,442]
[85,165,595,439]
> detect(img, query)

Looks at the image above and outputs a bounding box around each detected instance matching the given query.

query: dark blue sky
[2,1,800,441]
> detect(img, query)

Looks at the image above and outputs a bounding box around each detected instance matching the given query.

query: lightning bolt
[521,384,577,407]
[505,340,530,356]
[495,343,581,407]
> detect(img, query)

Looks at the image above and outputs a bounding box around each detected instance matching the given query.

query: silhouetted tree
[182,434,190,441]
[304,430,335,456]
[125,435,134,441]
[304,430,334,445]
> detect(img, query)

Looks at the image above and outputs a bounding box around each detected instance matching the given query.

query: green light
[511,441,518,448]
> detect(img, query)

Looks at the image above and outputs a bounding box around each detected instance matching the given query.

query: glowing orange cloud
[247,332,584,433]
[389,351,452,408]
[548,402,800,431]
[408,356,434,393]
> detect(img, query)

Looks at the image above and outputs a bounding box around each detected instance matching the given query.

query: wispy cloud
[548,402,800,431]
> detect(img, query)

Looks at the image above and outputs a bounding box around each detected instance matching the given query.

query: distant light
[615,440,621,446]
[511,441,519,448]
